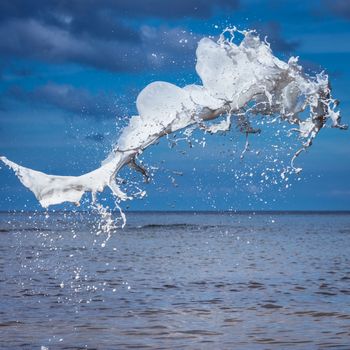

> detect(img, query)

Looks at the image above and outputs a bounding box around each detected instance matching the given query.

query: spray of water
[1,28,347,226]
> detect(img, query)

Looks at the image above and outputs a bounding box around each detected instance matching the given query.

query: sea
[0,211,350,349]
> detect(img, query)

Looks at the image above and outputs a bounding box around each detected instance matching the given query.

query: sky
[0,0,349,211]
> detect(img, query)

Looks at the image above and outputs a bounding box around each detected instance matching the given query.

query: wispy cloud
[0,19,200,72]
[0,0,240,22]
[0,0,239,72]
[254,21,299,53]
[8,82,121,118]
[298,33,350,54]
[326,189,350,197]
[323,0,350,20]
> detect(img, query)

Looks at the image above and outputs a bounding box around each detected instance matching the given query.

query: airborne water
[0,28,346,223]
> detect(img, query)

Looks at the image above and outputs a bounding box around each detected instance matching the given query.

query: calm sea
[0,211,350,349]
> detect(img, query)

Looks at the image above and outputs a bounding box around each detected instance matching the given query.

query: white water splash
[1,28,347,224]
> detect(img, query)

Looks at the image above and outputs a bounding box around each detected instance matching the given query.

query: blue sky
[0,0,349,211]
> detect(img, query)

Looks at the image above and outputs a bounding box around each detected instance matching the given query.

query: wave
[135,223,220,230]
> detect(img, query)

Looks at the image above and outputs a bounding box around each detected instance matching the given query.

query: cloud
[324,0,350,20]
[298,33,350,54]
[10,68,33,78]
[0,1,240,22]
[254,22,299,53]
[326,189,350,197]
[9,82,121,118]
[0,19,199,72]
[0,19,145,72]
[0,0,240,72]
[111,0,239,19]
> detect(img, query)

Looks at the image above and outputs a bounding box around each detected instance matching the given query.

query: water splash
[1,28,347,224]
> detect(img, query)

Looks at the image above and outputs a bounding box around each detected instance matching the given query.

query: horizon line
[1,209,350,215]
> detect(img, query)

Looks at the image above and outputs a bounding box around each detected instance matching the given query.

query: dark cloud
[0,18,198,72]
[0,0,240,22]
[0,1,297,75]
[0,63,7,110]
[10,67,33,78]
[108,0,239,19]
[0,1,140,42]
[9,82,120,118]
[324,0,350,19]
[254,22,299,53]
[0,19,137,71]
[0,0,239,72]
[0,0,239,45]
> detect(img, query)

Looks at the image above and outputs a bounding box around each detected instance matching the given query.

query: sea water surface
[0,211,350,349]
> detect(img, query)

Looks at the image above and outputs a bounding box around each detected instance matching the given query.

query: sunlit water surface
[1,211,350,349]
